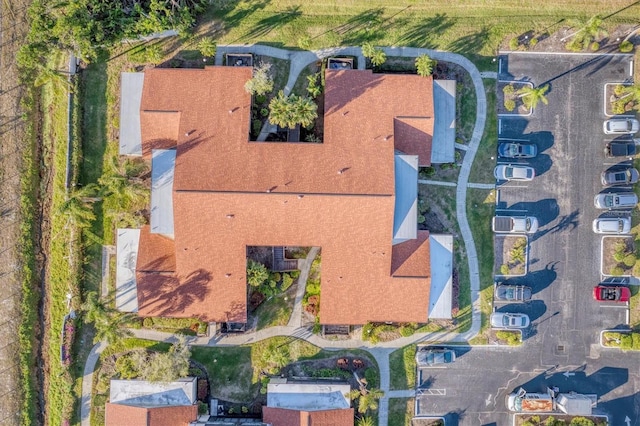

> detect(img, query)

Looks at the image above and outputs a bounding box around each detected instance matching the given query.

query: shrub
[619,40,634,53]
[503,84,515,95]
[420,166,436,178]
[496,330,521,346]
[196,37,217,57]
[362,322,374,340]
[399,325,415,337]
[417,213,426,224]
[620,333,633,349]
[115,354,139,379]
[613,250,626,262]
[290,270,301,279]
[298,35,312,50]
[500,264,509,275]
[245,63,274,96]
[569,417,595,426]
[612,100,627,115]
[255,94,267,104]
[198,401,209,415]
[312,316,322,334]
[623,254,636,267]
[614,84,627,96]
[633,260,640,277]
[142,317,154,327]
[509,37,520,50]
[529,37,538,47]
[590,42,600,51]
[260,108,269,117]
[281,273,294,291]
[567,39,583,52]
[364,367,379,388]
[610,266,625,276]
[504,99,516,111]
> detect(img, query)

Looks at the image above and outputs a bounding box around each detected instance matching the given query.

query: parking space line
[498,137,529,142]
[495,209,528,213]
[498,118,502,134]
[416,389,447,396]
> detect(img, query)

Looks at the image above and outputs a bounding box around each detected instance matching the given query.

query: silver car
[601,167,639,186]
[494,164,535,181]
[603,118,640,135]
[594,192,638,209]
[592,217,631,234]
[490,312,530,329]
[415,347,456,366]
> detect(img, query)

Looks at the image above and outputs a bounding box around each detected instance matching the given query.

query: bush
[500,264,509,275]
[417,213,426,224]
[496,330,521,346]
[115,354,139,379]
[252,119,263,135]
[196,37,217,57]
[255,94,267,104]
[399,325,415,337]
[245,63,274,96]
[529,37,538,47]
[420,166,436,178]
[569,417,595,426]
[281,273,294,291]
[260,108,269,117]
[619,40,634,53]
[504,99,516,112]
[509,37,520,50]
[614,250,626,262]
[623,253,636,267]
[142,317,154,327]
[567,39,583,52]
[503,84,515,95]
[364,367,379,388]
[198,401,209,415]
[362,322,374,340]
[298,35,312,50]
[633,260,640,277]
[610,266,625,276]
[590,42,600,51]
[614,84,627,96]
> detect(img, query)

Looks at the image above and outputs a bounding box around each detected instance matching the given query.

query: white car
[494,164,535,181]
[603,118,640,135]
[592,217,631,234]
[594,192,638,210]
[490,312,530,329]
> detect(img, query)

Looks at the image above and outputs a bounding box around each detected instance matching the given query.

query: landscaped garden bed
[600,330,640,350]
[600,235,635,277]
[488,329,522,346]
[604,82,636,117]
[494,235,528,277]
[498,81,533,116]
[514,413,607,425]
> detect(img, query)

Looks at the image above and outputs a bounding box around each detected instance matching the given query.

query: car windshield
[605,196,614,207]
[505,168,514,178]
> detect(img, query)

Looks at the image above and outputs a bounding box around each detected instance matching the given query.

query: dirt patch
[494,236,528,276]
[281,355,373,388]
[0,0,39,423]
[247,246,273,269]
[501,24,640,55]
[602,236,635,276]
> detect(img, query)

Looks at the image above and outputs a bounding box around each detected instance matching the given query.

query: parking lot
[416,52,640,425]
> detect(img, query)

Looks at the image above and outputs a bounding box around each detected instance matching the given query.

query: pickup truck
[495,284,532,302]
[492,216,539,234]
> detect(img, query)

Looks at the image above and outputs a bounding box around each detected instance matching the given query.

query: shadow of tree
[240,5,302,41]
[449,27,492,55]
[323,71,385,116]
[395,13,457,48]
[213,0,271,34]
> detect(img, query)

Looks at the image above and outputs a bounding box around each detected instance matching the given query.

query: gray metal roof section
[432,80,456,164]
[267,382,351,411]
[393,154,418,245]
[115,228,140,312]
[119,72,144,156]
[110,377,197,407]
[151,149,176,235]
[428,234,453,319]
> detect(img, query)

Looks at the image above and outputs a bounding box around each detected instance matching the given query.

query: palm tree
[99,156,149,209]
[356,416,375,426]
[361,43,387,67]
[59,184,100,229]
[622,84,640,111]
[82,291,134,344]
[415,54,436,77]
[349,388,384,414]
[268,91,318,129]
[517,84,550,110]
[567,15,607,50]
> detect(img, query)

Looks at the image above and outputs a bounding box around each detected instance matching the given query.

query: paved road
[415,52,640,426]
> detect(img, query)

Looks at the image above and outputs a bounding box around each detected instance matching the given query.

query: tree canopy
[268,91,318,129]
[517,84,550,109]
[415,54,436,77]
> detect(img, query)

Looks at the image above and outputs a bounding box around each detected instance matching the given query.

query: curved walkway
[80,342,107,426]
[82,45,488,426]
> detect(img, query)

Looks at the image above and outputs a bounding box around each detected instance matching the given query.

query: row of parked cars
[592,118,640,235]
[493,141,538,181]
[591,118,639,305]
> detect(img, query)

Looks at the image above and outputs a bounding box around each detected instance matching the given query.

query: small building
[105,377,198,426]
[262,379,354,426]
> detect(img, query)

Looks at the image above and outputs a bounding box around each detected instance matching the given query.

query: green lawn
[255,295,294,329]
[468,79,497,183]
[200,1,639,68]
[388,398,415,426]
[389,345,416,390]
[191,345,257,402]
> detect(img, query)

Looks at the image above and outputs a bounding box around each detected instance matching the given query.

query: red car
[593,285,631,302]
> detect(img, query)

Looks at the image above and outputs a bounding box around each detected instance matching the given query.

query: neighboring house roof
[134,66,435,324]
[266,382,351,411]
[116,228,141,312]
[262,407,354,426]
[119,72,144,156]
[109,378,197,406]
[105,403,197,426]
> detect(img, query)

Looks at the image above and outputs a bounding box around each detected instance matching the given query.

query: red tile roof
[262,407,354,426]
[105,403,197,426]
[391,231,431,278]
[136,66,434,324]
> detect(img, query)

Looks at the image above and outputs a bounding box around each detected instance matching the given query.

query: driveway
[417,52,639,425]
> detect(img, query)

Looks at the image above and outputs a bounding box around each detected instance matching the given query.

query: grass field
[389,344,416,390]
[468,79,498,183]
[388,398,415,426]
[199,0,640,68]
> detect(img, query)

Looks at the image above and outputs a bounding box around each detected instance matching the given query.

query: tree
[268,91,318,129]
[247,260,270,287]
[139,335,191,382]
[415,54,436,77]
[98,156,149,210]
[621,84,640,111]
[260,342,290,374]
[196,37,216,57]
[567,15,607,51]
[244,63,274,96]
[82,291,134,344]
[361,43,386,67]
[350,388,384,414]
[517,84,549,109]
[59,184,100,229]
[356,416,376,426]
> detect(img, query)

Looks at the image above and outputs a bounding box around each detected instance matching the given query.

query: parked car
[604,140,637,158]
[494,164,535,181]
[593,192,638,209]
[592,217,631,234]
[492,216,539,234]
[601,167,639,186]
[593,285,631,302]
[490,312,530,329]
[603,118,640,135]
[494,284,533,302]
[415,347,456,366]
[498,142,538,159]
